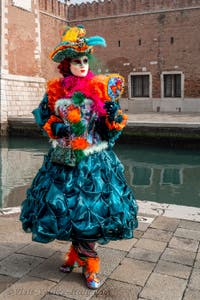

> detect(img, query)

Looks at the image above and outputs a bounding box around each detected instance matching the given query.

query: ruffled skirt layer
[20,149,138,244]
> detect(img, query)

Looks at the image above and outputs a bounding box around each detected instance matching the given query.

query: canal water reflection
[1,136,200,208]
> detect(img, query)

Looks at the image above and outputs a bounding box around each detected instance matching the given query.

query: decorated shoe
[83,269,101,289]
[60,264,74,273]
[82,257,101,289]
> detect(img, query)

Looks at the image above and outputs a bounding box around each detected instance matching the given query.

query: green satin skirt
[20,148,138,244]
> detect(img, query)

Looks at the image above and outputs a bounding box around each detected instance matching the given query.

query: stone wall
[1,74,45,118]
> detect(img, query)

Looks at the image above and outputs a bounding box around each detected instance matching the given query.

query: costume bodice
[53,97,108,156]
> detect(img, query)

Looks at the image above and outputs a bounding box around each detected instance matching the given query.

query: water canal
[0,136,200,209]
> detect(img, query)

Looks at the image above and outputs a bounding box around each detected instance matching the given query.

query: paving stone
[29,252,66,283]
[135,238,167,253]
[0,274,17,294]
[49,272,98,300]
[174,227,200,241]
[179,220,200,232]
[43,294,72,300]
[96,247,126,276]
[109,257,155,286]
[137,201,169,217]
[99,238,137,252]
[194,251,200,268]
[128,247,161,263]
[137,216,155,231]
[163,205,200,222]
[194,259,200,269]
[16,243,56,258]
[0,253,44,278]
[0,276,56,300]
[134,230,144,239]
[0,245,15,261]
[91,279,141,300]
[183,288,200,300]
[155,260,192,279]
[0,229,31,250]
[161,248,195,266]
[0,216,21,232]
[142,228,173,243]
[188,268,200,290]
[140,273,187,300]
[0,217,29,244]
[150,216,180,232]
[169,236,199,252]
[47,240,70,253]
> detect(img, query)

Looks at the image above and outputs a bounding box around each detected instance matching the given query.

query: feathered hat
[50,25,106,62]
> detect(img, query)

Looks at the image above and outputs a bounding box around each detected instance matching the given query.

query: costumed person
[20,25,138,290]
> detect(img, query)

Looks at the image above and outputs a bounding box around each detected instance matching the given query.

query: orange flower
[67,107,81,123]
[43,115,63,139]
[105,114,127,131]
[70,137,90,150]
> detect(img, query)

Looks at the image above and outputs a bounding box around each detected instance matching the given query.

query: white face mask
[70,56,89,77]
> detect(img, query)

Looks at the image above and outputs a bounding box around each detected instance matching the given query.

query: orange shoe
[82,257,101,289]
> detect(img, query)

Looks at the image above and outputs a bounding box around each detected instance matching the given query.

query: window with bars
[130,75,150,97]
[164,74,181,97]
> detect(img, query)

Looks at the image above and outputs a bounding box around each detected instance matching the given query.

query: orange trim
[70,137,90,150]
[43,115,63,139]
[105,114,128,131]
[64,245,78,266]
[63,245,85,267]
[85,257,100,273]
[89,75,110,102]
[47,78,65,112]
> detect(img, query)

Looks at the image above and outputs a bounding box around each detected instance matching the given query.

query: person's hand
[104,101,119,121]
[51,122,69,137]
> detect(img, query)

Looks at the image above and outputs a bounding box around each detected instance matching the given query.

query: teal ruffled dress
[20,90,138,245]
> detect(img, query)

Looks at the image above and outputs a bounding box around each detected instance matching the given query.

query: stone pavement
[1,201,200,300]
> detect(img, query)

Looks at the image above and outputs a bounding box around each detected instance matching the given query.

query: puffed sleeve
[32,93,51,128]
[96,101,127,147]
[42,114,70,139]
[32,93,70,139]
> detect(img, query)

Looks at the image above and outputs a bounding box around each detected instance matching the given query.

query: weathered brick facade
[1,0,200,134]
[69,0,200,113]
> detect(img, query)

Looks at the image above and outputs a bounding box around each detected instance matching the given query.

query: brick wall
[69,1,200,107]
[39,0,68,79]
[0,0,68,134]
[69,0,200,20]
[1,0,200,135]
